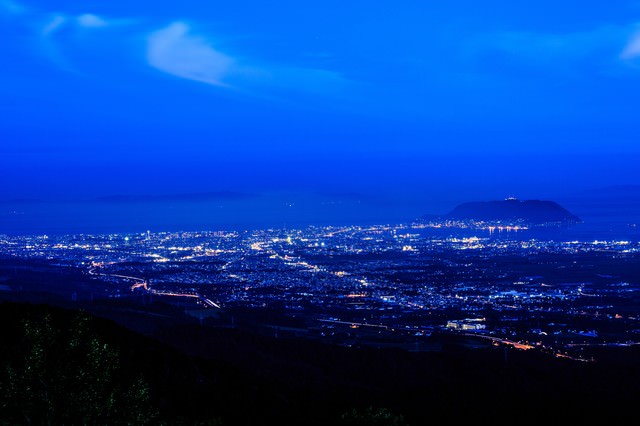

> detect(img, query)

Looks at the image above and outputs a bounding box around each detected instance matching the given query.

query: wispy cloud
[146,21,350,99]
[77,14,110,28]
[621,28,640,59]
[42,14,66,36]
[147,22,236,87]
[0,0,26,14]
[42,12,114,35]
[38,12,117,75]
[236,65,348,97]
[468,24,639,74]
[13,7,351,102]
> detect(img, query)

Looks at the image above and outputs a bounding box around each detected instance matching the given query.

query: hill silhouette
[443,198,581,225]
[2,300,640,425]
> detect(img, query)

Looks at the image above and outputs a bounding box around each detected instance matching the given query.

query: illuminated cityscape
[3,222,640,361]
[3,0,640,422]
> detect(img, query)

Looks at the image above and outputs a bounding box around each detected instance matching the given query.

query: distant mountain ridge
[0,191,257,204]
[441,198,581,225]
[94,191,256,203]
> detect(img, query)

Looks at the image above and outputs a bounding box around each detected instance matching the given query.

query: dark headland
[440,197,581,226]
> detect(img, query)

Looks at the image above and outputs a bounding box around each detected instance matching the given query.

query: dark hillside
[2,301,640,425]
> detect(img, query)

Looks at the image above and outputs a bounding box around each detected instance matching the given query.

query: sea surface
[1,192,639,241]
[0,193,422,236]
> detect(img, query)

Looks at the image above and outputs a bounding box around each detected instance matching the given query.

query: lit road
[88,266,221,309]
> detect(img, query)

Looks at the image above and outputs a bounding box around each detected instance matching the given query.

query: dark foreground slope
[2,301,640,426]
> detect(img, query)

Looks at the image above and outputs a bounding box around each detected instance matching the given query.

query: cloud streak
[77,14,110,28]
[0,0,25,14]
[13,7,351,102]
[469,24,640,74]
[42,14,66,36]
[42,12,115,35]
[146,21,351,101]
[621,29,640,59]
[147,22,235,87]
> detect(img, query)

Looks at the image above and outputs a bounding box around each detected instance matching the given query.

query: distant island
[445,197,581,225]
[418,197,581,230]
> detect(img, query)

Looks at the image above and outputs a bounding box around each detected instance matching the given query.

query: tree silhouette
[0,310,157,425]
[340,406,408,426]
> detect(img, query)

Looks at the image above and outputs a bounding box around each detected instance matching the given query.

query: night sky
[2,1,640,231]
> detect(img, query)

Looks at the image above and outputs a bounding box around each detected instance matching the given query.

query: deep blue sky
[2,0,640,208]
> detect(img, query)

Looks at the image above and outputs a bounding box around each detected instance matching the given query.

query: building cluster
[1,223,640,357]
